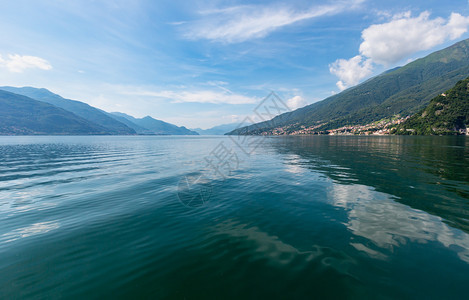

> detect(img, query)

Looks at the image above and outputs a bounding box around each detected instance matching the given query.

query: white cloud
[286,95,308,110]
[183,0,365,43]
[329,55,373,91]
[0,54,52,73]
[329,11,469,90]
[121,88,257,105]
[360,11,469,65]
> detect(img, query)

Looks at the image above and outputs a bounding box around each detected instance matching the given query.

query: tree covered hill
[394,77,469,135]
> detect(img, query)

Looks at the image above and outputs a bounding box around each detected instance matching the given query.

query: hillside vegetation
[394,77,469,135]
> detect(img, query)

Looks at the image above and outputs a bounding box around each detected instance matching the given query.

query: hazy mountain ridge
[228,39,469,135]
[192,123,239,135]
[0,86,136,135]
[0,87,198,136]
[106,112,154,134]
[0,90,109,135]
[111,112,198,135]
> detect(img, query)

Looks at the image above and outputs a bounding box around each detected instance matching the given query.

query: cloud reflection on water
[329,183,469,263]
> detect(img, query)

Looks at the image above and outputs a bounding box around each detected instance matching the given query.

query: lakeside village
[266,116,411,136]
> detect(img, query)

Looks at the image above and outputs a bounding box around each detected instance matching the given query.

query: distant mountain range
[0,86,135,135]
[0,86,198,135]
[228,38,469,135]
[394,77,469,135]
[0,90,108,135]
[110,112,197,135]
[192,123,239,135]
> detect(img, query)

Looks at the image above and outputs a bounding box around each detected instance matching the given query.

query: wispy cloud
[181,0,366,43]
[0,54,52,73]
[120,86,257,105]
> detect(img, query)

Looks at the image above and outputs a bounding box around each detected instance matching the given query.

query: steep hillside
[394,77,469,135]
[0,87,135,135]
[229,39,469,135]
[0,90,108,135]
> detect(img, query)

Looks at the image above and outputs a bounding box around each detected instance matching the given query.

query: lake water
[0,135,468,299]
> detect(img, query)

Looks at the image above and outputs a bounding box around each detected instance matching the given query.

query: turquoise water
[0,135,468,299]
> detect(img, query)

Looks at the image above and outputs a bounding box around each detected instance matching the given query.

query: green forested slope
[394,77,469,135]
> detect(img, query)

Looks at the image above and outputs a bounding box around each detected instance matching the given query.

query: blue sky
[1,0,469,128]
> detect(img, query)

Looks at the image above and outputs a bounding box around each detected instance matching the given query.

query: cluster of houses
[263,117,410,136]
[328,117,410,135]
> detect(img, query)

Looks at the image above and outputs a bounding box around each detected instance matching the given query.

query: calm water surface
[0,135,468,299]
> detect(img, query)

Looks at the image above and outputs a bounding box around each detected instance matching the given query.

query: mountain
[110,112,198,135]
[193,123,239,135]
[106,112,153,134]
[0,86,198,136]
[0,90,108,135]
[228,38,469,135]
[393,77,469,135]
[0,86,135,135]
